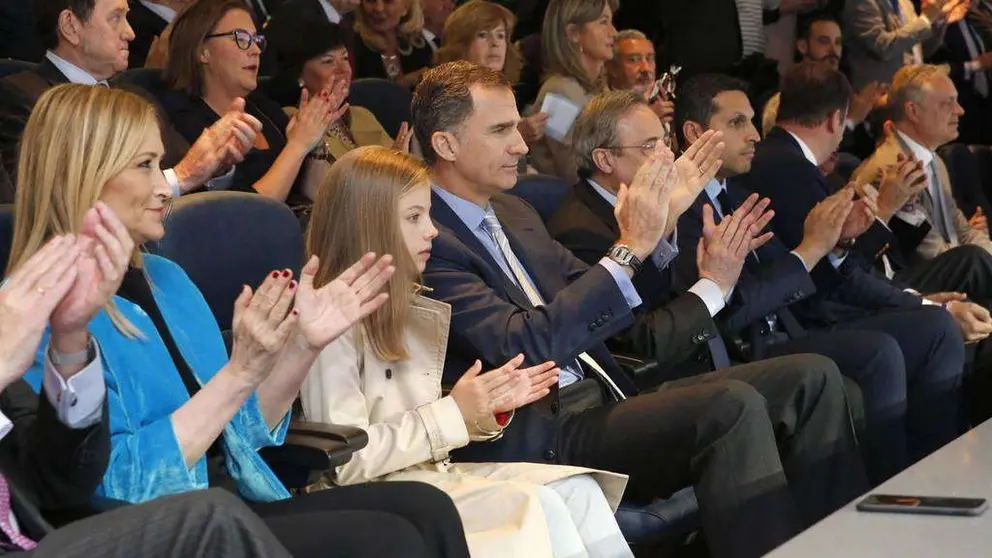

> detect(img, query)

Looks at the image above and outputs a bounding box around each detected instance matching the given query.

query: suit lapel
[430,191,537,310]
[491,196,558,304]
[36,58,70,87]
[575,179,621,237]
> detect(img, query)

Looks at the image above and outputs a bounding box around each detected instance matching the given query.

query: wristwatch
[49,336,97,367]
[607,244,643,274]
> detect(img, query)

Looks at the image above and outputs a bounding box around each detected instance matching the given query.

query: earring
[297,79,305,88]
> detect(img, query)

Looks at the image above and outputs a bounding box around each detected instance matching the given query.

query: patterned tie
[480,212,627,400]
[926,160,959,245]
[0,474,36,551]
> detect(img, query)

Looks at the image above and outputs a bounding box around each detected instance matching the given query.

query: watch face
[610,245,633,264]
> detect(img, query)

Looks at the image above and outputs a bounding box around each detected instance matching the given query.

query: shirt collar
[703,178,727,204]
[45,51,101,85]
[896,129,934,166]
[432,184,491,232]
[784,129,819,167]
[317,0,342,23]
[587,178,618,207]
[138,1,177,22]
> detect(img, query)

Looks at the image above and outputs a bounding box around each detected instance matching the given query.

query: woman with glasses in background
[161,0,347,217]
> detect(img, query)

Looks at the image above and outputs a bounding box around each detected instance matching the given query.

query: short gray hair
[571,90,648,179]
[888,64,951,122]
[613,29,649,57]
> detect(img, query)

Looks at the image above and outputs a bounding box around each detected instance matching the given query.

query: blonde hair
[8,84,159,337]
[305,146,429,362]
[888,63,952,122]
[541,0,618,93]
[356,0,427,56]
[434,0,522,83]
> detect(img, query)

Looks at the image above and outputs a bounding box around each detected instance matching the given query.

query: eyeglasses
[205,28,267,52]
[601,137,660,155]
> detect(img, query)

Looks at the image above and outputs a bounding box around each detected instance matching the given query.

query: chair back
[0,59,35,79]
[506,174,570,224]
[0,204,13,274]
[348,78,412,137]
[147,192,304,332]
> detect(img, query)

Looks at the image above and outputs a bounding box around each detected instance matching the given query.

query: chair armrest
[260,422,369,490]
[612,353,661,382]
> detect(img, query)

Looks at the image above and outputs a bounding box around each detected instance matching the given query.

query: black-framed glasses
[205,28,267,52]
[601,137,660,154]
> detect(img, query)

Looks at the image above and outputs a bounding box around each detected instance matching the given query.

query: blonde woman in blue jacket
[8,83,472,558]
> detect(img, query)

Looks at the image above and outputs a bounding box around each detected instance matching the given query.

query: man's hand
[795,187,855,266]
[848,81,885,125]
[173,98,263,193]
[614,143,678,261]
[839,183,879,243]
[668,129,726,234]
[945,0,970,23]
[970,207,988,233]
[696,193,775,294]
[649,97,675,124]
[876,153,928,221]
[975,51,992,71]
[0,236,82,389]
[518,112,549,143]
[925,291,968,304]
[946,300,992,343]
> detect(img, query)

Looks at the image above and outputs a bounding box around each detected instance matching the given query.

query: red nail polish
[289,280,297,290]
[281,269,291,278]
[292,309,299,316]
[271,271,279,279]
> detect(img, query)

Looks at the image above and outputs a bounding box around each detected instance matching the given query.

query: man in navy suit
[415,61,868,558]
[731,63,969,453]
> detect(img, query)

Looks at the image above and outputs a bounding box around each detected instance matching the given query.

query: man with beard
[762,12,886,162]
[606,30,675,126]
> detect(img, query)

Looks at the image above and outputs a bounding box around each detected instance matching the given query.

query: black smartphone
[856,494,988,516]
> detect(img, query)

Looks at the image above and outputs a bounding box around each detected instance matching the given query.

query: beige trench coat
[300,294,628,558]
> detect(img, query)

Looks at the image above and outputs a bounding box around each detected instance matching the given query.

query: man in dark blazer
[736,62,971,447]
[664,75,962,482]
[927,16,992,145]
[415,61,868,558]
[126,0,173,69]
[0,0,260,203]
[0,234,292,557]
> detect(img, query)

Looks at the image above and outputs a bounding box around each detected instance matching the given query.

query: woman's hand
[228,270,299,388]
[294,253,395,351]
[286,78,350,152]
[518,112,549,144]
[450,355,559,425]
[392,122,415,153]
[0,235,82,388]
[50,203,134,338]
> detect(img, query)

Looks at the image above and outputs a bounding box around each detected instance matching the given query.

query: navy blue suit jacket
[734,128,923,326]
[424,190,638,463]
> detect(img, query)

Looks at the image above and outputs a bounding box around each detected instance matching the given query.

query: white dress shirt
[138,1,177,23]
[317,0,343,23]
[45,51,104,86]
[423,29,439,52]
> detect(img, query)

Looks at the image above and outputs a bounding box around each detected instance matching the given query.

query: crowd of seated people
[4,0,992,557]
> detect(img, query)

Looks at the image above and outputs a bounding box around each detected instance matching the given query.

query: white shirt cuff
[163,168,181,198]
[0,412,12,442]
[827,250,849,269]
[599,258,644,310]
[688,278,727,317]
[207,166,237,191]
[42,342,106,429]
[790,250,812,272]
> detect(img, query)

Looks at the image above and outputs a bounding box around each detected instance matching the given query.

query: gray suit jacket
[843,0,944,88]
[853,130,992,264]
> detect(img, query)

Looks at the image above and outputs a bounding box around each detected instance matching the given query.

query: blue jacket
[24,255,291,504]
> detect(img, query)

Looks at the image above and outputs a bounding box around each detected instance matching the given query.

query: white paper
[540,93,582,142]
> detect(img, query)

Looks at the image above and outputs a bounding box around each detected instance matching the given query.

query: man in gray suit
[843,0,965,88]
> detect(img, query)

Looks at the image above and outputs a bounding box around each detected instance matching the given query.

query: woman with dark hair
[353,0,434,87]
[268,18,416,200]
[162,0,347,213]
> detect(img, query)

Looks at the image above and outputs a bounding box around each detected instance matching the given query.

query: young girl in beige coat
[300,146,633,558]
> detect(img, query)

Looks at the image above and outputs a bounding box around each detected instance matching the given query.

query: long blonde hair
[542,0,618,93]
[356,0,427,56]
[305,146,429,362]
[7,84,159,337]
[434,0,523,84]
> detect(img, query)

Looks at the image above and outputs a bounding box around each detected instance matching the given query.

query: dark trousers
[24,489,290,558]
[253,481,470,558]
[830,305,966,461]
[894,244,992,305]
[767,330,909,484]
[558,354,866,558]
